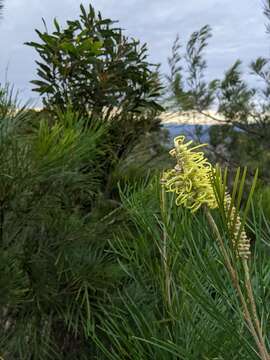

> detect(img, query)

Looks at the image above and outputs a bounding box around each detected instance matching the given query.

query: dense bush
[26,4,163,117]
[26,3,166,188]
[0,92,125,358]
[0,79,169,358]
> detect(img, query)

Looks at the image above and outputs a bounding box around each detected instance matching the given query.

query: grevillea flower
[161,135,251,258]
[161,135,218,212]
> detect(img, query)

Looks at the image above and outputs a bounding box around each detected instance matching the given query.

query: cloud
[0,0,268,103]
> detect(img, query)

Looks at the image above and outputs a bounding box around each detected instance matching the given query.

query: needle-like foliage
[0,88,124,359]
[92,169,270,359]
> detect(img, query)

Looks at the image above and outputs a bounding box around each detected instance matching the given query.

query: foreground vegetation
[1,2,270,359]
[1,88,270,360]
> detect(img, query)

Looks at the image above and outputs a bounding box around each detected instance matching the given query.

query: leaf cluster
[26,4,163,117]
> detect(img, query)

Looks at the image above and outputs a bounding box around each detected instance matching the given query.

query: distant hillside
[159,111,225,125]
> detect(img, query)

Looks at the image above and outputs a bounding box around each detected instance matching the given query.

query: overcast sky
[0,0,269,105]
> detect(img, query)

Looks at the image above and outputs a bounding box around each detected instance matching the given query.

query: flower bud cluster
[224,193,251,259]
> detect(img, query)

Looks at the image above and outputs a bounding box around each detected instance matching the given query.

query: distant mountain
[163,123,211,143]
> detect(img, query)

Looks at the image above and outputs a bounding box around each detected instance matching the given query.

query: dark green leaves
[26,4,163,116]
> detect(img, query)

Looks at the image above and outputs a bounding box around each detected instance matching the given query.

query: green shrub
[0,93,124,358]
[26,4,165,193]
[26,4,163,117]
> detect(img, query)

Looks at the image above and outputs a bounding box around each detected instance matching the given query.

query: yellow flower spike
[161,135,218,212]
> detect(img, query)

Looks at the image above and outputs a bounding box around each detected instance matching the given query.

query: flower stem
[243,259,269,359]
[204,208,269,360]
[160,185,172,309]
